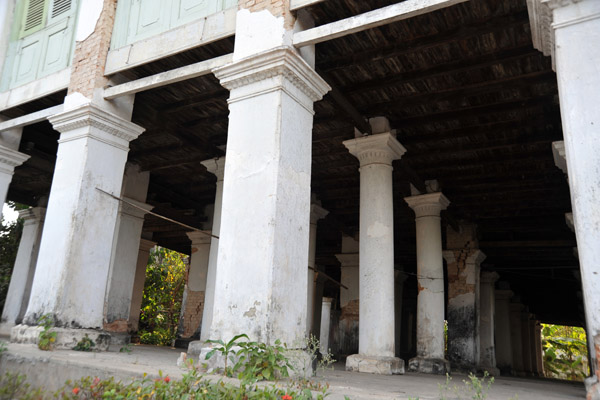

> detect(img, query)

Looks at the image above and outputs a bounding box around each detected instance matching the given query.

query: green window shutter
[19,0,49,39]
[48,0,73,24]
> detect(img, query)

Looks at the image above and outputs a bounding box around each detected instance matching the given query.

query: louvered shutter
[19,0,49,38]
[47,0,72,24]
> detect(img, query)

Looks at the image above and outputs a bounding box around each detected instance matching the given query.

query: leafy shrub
[73,334,95,352]
[37,314,56,351]
[542,324,589,381]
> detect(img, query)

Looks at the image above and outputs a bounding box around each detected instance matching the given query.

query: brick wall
[68,0,117,97]
[447,249,477,298]
[239,0,294,29]
[181,290,205,338]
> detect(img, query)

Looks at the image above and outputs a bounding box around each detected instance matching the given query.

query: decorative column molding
[405,192,450,374]
[479,271,500,376]
[307,202,328,335]
[343,132,405,375]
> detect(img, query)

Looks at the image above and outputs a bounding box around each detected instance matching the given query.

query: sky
[2,203,18,223]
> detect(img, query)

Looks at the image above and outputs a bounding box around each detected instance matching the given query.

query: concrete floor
[0,342,586,399]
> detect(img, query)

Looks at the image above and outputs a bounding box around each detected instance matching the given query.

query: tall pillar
[104,164,152,333]
[528,1,600,394]
[179,231,212,339]
[343,132,406,375]
[509,302,525,376]
[22,102,144,333]
[192,25,329,353]
[0,124,30,220]
[479,271,500,375]
[530,319,544,377]
[443,223,485,372]
[395,271,408,358]
[405,192,451,374]
[319,297,333,355]
[495,289,514,374]
[520,312,533,376]
[335,235,360,356]
[198,157,225,343]
[128,238,156,332]
[307,201,328,336]
[0,207,45,334]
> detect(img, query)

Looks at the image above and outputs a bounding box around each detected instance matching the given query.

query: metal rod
[309,266,348,289]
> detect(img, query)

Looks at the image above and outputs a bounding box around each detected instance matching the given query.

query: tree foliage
[542,324,589,381]
[138,246,187,346]
[0,203,24,312]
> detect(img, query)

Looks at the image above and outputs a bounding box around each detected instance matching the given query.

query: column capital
[481,271,500,284]
[466,249,486,266]
[186,231,212,246]
[404,192,450,218]
[343,132,406,167]
[17,207,46,222]
[0,144,30,175]
[335,253,359,267]
[49,103,145,152]
[139,239,156,252]
[213,46,330,108]
[322,297,333,304]
[201,157,226,182]
[310,203,329,224]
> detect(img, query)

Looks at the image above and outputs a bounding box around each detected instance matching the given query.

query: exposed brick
[239,0,294,29]
[447,249,476,299]
[181,290,205,338]
[341,299,359,321]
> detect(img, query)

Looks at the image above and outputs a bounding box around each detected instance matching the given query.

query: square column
[0,207,45,333]
[335,248,359,357]
[195,47,329,352]
[179,231,212,339]
[405,193,451,374]
[22,102,144,332]
[0,144,30,219]
[343,133,406,375]
[509,302,525,376]
[520,312,533,376]
[128,238,156,332]
[104,164,152,333]
[479,271,500,375]
[307,201,328,335]
[494,289,514,374]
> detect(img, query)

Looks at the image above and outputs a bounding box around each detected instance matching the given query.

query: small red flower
[164,376,170,383]
[72,388,80,395]
[282,394,292,400]
[93,377,100,385]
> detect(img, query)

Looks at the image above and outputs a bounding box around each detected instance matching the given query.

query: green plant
[37,313,57,351]
[235,338,294,382]
[119,343,132,353]
[73,334,95,352]
[464,371,494,400]
[542,324,588,381]
[0,372,44,400]
[0,203,24,313]
[0,340,7,354]
[205,333,249,377]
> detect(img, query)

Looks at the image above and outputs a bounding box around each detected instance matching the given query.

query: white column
[0,144,30,220]
[405,192,450,374]
[479,271,499,375]
[23,102,144,331]
[395,271,408,358]
[128,238,156,332]
[194,48,329,354]
[0,207,45,333]
[319,297,333,355]
[343,132,405,375]
[198,157,225,343]
[179,231,211,338]
[307,202,328,336]
[528,0,600,391]
[494,289,513,374]
[104,164,152,332]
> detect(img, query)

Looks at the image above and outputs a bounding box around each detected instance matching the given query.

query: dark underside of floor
[4,0,581,331]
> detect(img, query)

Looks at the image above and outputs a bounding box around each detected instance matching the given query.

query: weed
[37,313,56,351]
[73,334,95,352]
[204,333,249,377]
[119,343,132,353]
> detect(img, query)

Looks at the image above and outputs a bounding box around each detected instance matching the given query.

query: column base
[0,322,16,337]
[408,357,450,375]
[346,354,405,375]
[478,366,501,376]
[10,324,115,351]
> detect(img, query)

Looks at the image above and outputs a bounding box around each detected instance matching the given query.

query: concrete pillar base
[346,354,405,375]
[0,322,15,337]
[9,325,122,351]
[408,357,450,375]
[479,366,500,377]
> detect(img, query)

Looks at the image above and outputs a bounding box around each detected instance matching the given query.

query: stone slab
[346,354,405,375]
[408,356,450,375]
[11,325,115,351]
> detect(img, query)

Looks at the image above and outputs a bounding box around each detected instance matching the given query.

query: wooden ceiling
[4,0,581,325]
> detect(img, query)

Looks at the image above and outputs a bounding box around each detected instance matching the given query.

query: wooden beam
[290,0,326,11]
[103,54,233,100]
[293,0,468,47]
[481,240,577,248]
[0,105,63,131]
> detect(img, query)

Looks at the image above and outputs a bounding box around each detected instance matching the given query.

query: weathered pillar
[528,1,600,395]
[191,1,329,357]
[22,100,143,336]
[179,231,212,339]
[0,207,45,334]
[319,297,333,355]
[0,124,30,220]
[128,238,156,332]
[198,157,225,342]
[104,164,152,333]
[395,271,408,358]
[494,289,514,374]
[344,131,406,375]
[509,302,525,376]
[479,271,500,375]
[443,223,485,372]
[405,192,451,374]
[307,201,328,336]
[530,319,544,377]
[520,312,533,376]
[335,235,360,356]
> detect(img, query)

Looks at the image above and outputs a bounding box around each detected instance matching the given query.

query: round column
[343,132,406,375]
[405,192,450,374]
